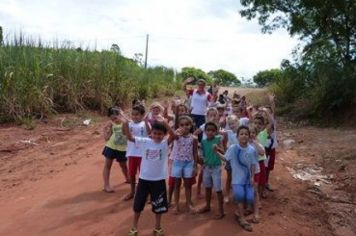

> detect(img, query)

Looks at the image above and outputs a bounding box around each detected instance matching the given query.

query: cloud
[0,0,298,79]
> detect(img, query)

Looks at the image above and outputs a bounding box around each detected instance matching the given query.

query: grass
[0,33,180,123]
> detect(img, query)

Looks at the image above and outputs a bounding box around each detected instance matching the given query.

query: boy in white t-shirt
[124,105,151,201]
[124,115,177,236]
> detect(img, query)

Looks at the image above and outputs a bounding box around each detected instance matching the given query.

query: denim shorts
[172,160,194,178]
[232,184,255,204]
[203,166,222,191]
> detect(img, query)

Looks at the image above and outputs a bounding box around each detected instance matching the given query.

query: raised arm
[103,122,113,141]
[261,108,274,133]
[145,119,152,135]
[123,121,135,142]
[251,140,265,156]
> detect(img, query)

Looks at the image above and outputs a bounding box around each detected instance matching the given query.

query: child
[216,103,227,128]
[194,107,220,140]
[125,116,176,236]
[197,122,225,220]
[102,107,129,193]
[223,115,239,203]
[249,125,266,223]
[216,126,262,232]
[232,106,250,127]
[254,108,273,198]
[124,105,151,201]
[168,103,193,206]
[265,104,277,192]
[170,116,198,214]
[193,107,220,198]
[145,102,165,126]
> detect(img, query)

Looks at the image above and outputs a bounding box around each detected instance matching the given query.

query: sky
[0,0,298,81]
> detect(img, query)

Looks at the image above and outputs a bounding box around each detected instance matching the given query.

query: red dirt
[1,101,355,236]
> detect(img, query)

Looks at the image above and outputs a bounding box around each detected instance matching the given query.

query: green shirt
[202,136,222,167]
[257,129,268,161]
[106,123,127,151]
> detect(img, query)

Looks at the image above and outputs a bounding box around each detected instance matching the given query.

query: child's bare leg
[174,178,182,213]
[237,202,252,231]
[168,184,174,207]
[225,170,232,203]
[155,213,162,229]
[103,158,114,192]
[118,161,129,183]
[259,185,266,199]
[197,170,203,198]
[124,174,136,200]
[253,187,260,223]
[184,179,194,212]
[215,191,225,219]
[198,187,212,213]
[132,211,141,230]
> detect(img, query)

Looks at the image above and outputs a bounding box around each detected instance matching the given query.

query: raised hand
[155,114,165,122]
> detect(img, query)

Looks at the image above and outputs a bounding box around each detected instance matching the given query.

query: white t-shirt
[191,89,211,116]
[226,130,238,147]
[126,121,148,157]
[135,137,168,181]
[239,117,250,127]
[199,123,207,140]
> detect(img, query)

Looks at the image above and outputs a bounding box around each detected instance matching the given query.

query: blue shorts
[232,184,255,204]
[172,160,194,178]
[203,166,222,192]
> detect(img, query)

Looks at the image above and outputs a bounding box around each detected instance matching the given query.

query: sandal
[214,213,225,220]
[153,227,165,236]
[236,216,253,232]
[123,193,134,201]
[196,206,211,214]
[252,216,260,224]
[103,188,115,193]
[128,228,138,236]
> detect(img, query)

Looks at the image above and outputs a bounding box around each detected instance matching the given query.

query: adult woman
[183,78,213,128]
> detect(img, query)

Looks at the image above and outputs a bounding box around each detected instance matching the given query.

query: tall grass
[0,34,179,123]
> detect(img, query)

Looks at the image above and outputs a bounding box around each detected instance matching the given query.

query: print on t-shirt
[113,126,126,146]
[145,148,162,161]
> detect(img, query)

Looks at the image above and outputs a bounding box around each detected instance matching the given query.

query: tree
[110,43,121,55]
[133,53,144,67]
[253,69,282,87]
[240,0,356,65]
[180,67,211,82]
[208,69,241,86]
[240,0,356,115]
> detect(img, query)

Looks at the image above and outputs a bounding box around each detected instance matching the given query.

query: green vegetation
[208,69,241,86]
[241,0,356,119]
[253,69,282,87]
[0,34,178,123]
[180,67,212,82]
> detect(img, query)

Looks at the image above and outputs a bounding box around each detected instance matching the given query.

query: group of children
[101,84,277,236]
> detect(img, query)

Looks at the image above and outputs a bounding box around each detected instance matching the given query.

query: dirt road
[0,91,355,236]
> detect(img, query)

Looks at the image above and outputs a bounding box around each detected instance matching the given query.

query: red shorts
[254,161,267,186]
[128,157,142,177]
[168,176,197,188]
[267,149,276,171]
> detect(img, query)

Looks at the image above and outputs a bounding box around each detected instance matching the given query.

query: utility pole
[144,34,149,69]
